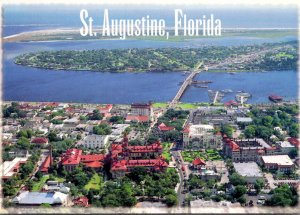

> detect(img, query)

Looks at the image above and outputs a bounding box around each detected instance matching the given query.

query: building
[31,137,49,146]
[61,148,82,172]
[236,117,253,124]
[223,137,278,162]
[111,158,168,178]
[109,135,167,178]
[42,181,70,193]
[1,156,29,180]
[261,155,294,173]
[192,157,206,170]
[276,141,295,154]
[125,115,149,123]
[40,155,53,174]
[81,134,109,149]
[131,103,153,118]
[73,196,89,207]
[288,137,300,148]
[233,162,263,183]
[61,148,105,171]
[158,123,175,132]
[110,136,163,160]
[183,124,222,149]
[12,191,68,206]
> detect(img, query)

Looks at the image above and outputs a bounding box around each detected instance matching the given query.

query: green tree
[229,173,246,186]
[89,109,103,120]
[288,148,298,159]
[233,185,247,198]
[221,124,234,138]
[254,179,265,193]
[244,125,256,138]
[165,194,178,206]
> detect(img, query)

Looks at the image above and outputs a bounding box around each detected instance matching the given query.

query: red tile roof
[182,125,190,133]
[158,123,175,131]
[31,137,48,144]
[61,148,82,165]
[73,196,89,207]
[111,158,168,172]
[40,155,52,173]
[192,157,206,166]
[288,138,300,147]
[224,100,239,106]
[126,115,149,122]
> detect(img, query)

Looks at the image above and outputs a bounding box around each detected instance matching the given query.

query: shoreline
[3,27,298,43]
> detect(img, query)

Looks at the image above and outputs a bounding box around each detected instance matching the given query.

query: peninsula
[14,41,297,72]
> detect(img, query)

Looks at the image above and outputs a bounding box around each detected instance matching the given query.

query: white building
[233,162,263,183]
[183,124,222,149]
[276,141,295,154]
[12,191,68,206]
[81,134,109,149]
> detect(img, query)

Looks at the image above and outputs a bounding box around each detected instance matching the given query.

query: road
[172,150,187,206]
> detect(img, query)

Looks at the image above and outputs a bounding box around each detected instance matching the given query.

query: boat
[227,72,236,75]
[221,89,233,93]
[269,94,283,103]
[194,85,208,88]
[235,92,251,103]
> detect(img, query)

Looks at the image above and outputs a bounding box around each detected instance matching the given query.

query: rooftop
[233,162,263,178]
[12,191,68,205]
[262,155,294,166]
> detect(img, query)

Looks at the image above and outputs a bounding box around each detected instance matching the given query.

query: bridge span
[168,70,201,108]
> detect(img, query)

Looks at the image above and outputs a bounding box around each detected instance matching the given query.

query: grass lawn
[31,175,66,192]
[32,175,49,192]
[162,142,172,162]
[181,149,222,163]
[176,103,198,109]
[84,173,102,191]
[152,102,168,108]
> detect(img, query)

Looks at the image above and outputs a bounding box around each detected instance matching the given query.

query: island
[14,41,297,72]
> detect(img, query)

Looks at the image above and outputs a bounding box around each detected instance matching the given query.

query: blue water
[181,71,298,103]
[2,5,299,104]
[3,40,298,104]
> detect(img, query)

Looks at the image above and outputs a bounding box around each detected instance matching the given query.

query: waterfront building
[130,102,153,119]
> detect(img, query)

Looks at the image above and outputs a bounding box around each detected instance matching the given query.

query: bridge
[168,69,201,108]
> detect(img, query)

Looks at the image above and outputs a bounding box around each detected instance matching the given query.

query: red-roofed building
[111,157,168,178]
[40,155,52,174]
[109,135,167,178]
[31,137,49,146]
[125,115,149,123]
[110,135,163,160]
[224,100,239,107]
[192,157,206,170]
[61,149,82,171]
[61,149,105,171]
[288,138,300,147]
[158,123,175,132]
[98,104,113,114]
[73,196,89,207]
[81,154,105,169]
